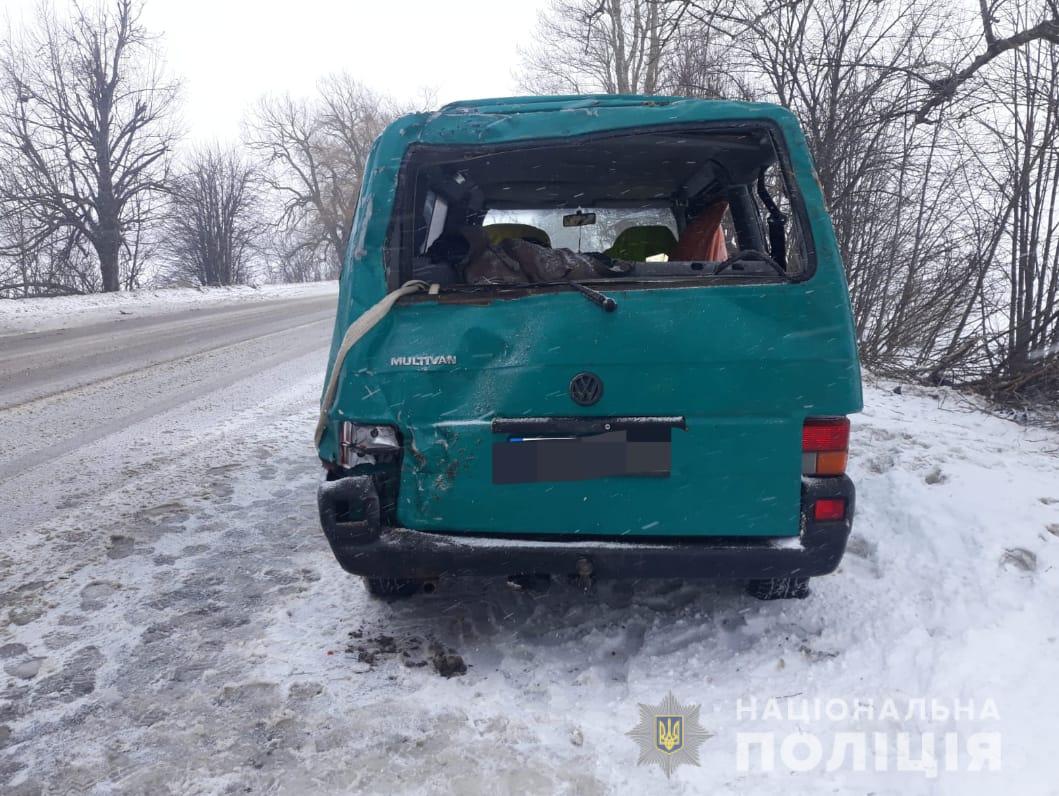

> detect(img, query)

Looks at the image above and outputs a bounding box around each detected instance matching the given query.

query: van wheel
[747,577,810,600]
[363,577,423,598]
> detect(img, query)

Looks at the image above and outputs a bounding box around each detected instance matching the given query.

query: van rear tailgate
[350,285,859,539]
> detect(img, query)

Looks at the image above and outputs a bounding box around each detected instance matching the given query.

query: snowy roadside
[0,281,339,336]
[0,373,1057,793]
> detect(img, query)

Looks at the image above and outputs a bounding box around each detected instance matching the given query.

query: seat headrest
[483,224,551,248]
[605,225,677,261]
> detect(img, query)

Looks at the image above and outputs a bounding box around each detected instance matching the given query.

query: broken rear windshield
[387,125,811,291]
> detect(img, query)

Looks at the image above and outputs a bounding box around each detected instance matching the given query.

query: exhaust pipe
[421,579,439,595]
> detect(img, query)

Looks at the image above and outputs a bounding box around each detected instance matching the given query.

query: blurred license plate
[492,429,672,484]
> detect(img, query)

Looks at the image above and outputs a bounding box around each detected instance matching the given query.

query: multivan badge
[389,355,457,366]
[626,692,712,778]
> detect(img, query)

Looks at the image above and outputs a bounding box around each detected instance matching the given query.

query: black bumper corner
[317,475,854,581]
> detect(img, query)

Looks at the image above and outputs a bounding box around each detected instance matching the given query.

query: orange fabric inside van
[672,201,729,261]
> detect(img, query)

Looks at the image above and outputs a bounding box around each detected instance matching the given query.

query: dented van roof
[385,95,807,149]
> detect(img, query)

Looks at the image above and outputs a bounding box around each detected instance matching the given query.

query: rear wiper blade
[570,281,617,312]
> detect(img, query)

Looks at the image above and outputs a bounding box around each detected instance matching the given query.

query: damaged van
[315,95,862,600]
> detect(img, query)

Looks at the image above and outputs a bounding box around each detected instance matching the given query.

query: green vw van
[315,95,862,600]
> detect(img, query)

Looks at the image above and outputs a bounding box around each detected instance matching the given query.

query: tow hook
[575,557,594,590]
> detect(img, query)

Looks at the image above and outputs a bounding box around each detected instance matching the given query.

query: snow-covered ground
[1,290,1057,792]
[0,281,339,336]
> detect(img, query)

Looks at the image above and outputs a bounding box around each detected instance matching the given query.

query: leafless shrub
[0,204,99,296]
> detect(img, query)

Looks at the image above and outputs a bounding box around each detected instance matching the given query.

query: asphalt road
[0,293,337,533]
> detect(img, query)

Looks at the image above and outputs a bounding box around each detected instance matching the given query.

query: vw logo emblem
[569,372,603,406]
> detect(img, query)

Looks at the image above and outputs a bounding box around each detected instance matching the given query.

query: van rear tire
[363,577,422,598]
[747,577,810,600]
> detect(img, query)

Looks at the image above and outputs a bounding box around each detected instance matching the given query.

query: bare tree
[518,0,691,94]
[659,15,757,99]
[265,227,335,284]
[121,192,157,289]
[0,0,178,293]
[162,147,264,287]
[966,32,1059,399]
[246,74,396,278]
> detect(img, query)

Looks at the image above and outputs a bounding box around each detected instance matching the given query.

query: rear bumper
[317,475,854,580]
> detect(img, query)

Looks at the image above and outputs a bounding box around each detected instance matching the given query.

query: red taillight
[802,417,850,476]
[814,498,846,522]
[802,417,850,452]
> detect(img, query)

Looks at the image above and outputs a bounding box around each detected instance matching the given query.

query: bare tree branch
[914,16,1059,123]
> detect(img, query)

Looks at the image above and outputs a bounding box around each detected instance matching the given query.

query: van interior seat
[482,223,551,248]
[672,201,729,261]
[605,225,677,261]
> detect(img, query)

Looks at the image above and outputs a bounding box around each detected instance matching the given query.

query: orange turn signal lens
[814,450,848,475]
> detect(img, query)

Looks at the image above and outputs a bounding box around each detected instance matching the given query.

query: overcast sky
[3,0,548,143]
